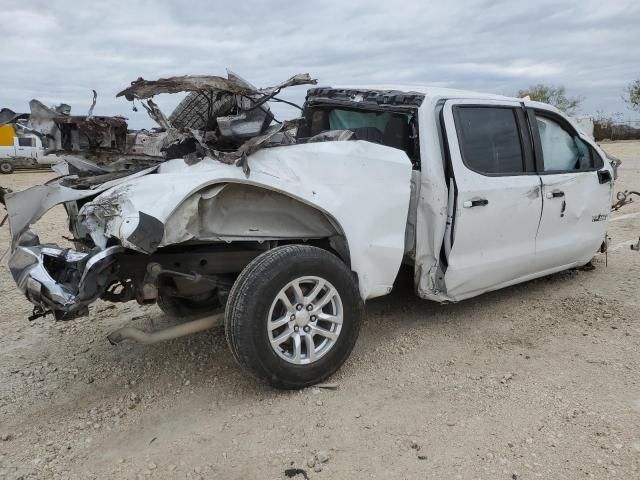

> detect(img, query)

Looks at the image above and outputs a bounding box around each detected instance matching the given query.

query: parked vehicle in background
[0,124,46,173]
[1,72,616,389]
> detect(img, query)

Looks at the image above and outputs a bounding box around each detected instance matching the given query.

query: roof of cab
[329,84,519,103]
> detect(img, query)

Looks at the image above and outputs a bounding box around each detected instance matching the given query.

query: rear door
[441,100,542,300]
[527,108,613,271]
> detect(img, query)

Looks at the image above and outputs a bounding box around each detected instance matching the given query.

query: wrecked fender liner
[126,212,164,254]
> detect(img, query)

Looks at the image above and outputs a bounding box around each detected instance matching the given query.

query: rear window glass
[304,107,418,165]
[455,107,524,175]
[328,110,391,133]
[18,137,35,147]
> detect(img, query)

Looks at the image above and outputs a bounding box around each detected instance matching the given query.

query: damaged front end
[3,70,415,325]
[2,70,321,320]
[2,167,158,320]
[10,235,123,320]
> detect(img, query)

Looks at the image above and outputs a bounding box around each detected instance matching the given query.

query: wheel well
[108,183,359,304]
[163,182,352,267]
[279,237,351,268]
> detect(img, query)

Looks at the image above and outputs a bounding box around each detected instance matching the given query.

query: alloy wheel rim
[267,276,343,365]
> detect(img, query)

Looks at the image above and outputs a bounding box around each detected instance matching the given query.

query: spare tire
[169,92,234,130]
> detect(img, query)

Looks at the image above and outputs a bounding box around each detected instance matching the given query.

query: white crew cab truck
[4,85,614,389]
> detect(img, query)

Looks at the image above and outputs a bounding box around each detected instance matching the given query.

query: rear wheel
[225,245,362,389]
[0,162,14,174]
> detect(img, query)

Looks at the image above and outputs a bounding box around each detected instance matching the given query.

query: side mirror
[598,169,612,184]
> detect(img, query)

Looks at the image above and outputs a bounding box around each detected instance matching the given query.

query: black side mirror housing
[598,169,612,184]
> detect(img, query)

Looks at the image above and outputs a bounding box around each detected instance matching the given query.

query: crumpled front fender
[80,141,414,300]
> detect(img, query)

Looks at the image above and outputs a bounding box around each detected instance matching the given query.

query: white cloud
[1,0,639,128]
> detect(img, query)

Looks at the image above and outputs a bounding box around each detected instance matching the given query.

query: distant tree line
[516,80,640,141]
[517,84,584,115]
[624,80,640,112]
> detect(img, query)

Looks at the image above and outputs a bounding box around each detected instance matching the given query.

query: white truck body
[0,135,43,161]
[5,85,614,308]
[2,81,615,387]
[0,134,56,173]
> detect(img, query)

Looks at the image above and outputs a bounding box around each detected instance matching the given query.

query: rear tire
[225,245,362,389]
[0,162,14,174]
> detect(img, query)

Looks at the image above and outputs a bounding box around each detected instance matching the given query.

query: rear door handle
[463,198,489,208]
[545,190,565,199]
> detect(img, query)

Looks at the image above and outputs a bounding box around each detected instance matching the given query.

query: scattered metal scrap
[116,72,316,102]
[117,75,255,100]
[116,71,316,174]
[611,190,640,211]
[87,89,98,119]
[610,189,640,253]
[0,108,29,126]
[16,70,316,177]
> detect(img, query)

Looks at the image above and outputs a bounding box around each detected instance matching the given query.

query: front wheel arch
[163,182,353,267]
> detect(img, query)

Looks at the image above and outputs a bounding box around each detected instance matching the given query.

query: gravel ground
[0,141,639,479]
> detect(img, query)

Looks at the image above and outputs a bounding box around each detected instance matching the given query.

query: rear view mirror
[598,169,612,184]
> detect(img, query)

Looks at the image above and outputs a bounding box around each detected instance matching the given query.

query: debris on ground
[612,189,640,211]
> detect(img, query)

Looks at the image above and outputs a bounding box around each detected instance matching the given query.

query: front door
[527,109,613,271]
[441,100,542,301]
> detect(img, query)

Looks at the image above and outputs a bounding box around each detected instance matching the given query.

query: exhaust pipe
[107,313,224,345]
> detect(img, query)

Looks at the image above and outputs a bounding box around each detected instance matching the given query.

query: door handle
[463,198,489,208]
[545,190,565,199]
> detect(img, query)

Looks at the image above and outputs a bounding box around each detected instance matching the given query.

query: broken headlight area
[8,231,123,320]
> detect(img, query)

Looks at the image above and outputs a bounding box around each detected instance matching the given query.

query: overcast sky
[2,0,639,128]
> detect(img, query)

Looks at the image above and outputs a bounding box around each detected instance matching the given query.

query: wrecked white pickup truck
[2,72,615,388]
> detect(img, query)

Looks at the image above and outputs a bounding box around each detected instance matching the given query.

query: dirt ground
[0,142,639,480]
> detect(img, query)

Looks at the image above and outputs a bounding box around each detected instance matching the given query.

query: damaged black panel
[305,88,425,109]
[126,212,165,254]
